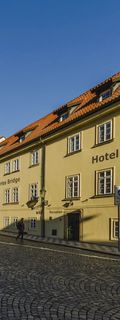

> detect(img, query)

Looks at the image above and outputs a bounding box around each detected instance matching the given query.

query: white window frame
[111,219,118,240]
[19,135,25,143]
[99,89,112,102]
[12,159,19,172]
[4,189,10,204]
[4,162,10,174]
[29,218,36,229]
[12,187,19,203]
[29,183,38,200]
[31,150,39,166]
[11,217,18,228]
[3,217,9,227]
[96,168,113,196]
[97,120,112,144]
[113,220,118,238]
[66,175,80,199]
[59,112,68,122]
[68,133,81,154]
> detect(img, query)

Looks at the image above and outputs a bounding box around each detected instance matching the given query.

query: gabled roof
[0,72,120,156]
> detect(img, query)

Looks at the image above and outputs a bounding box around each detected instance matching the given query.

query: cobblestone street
[0,236,120,320]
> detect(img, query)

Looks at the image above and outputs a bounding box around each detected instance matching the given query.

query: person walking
[16,218,25,240]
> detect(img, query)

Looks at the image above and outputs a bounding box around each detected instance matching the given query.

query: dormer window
[99,89,112,102]
[0,136,5,143]
[59,112,68,122]
[16,129,33,143]
[19,135,25,143]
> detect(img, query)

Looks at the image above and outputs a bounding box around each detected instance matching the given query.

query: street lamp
[26,196,38,210]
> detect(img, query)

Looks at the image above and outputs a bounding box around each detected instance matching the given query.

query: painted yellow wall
[0,147,42,235]
[45,107,120,241]
[0,104,120,241]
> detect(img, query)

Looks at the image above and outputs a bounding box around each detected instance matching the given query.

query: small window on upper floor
[12,187,19,203]
[68,133,81,154]
[31,150,39,166]
[99,89,112,102]
[4,189,10,204]
[12,159,19,172]
[96,168,113,196]
[29,183,38,200]
[5,162,10,174]
[97,120,112,144]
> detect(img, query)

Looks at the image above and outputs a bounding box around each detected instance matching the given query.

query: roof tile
[0,72,120,156]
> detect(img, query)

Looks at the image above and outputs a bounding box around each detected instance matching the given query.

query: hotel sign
[92,149,119,164]
[49,210,62,214]
[0,177,20,186]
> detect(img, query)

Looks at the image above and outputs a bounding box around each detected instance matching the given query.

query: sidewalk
[0,230,120,257]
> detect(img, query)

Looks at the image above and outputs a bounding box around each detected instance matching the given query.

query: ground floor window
[29,218,36,228]
[52,229,57,236]
[113,219,118,238]
[11,217,18,228]
[3,217,9,228]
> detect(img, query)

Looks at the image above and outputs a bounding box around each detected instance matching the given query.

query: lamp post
[40,188,46,237]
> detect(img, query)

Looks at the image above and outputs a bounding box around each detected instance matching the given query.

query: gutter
[41,96,120,140]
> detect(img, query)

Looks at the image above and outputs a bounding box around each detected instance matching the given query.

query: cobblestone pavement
[0,236,120,320]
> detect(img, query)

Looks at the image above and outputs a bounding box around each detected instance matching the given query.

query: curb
[0,231,120,257]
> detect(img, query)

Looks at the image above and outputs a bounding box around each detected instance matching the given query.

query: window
[3,217,9,227]
[113,220,118,238]
[12,188,19,203]
[5,189,10,203]
[96,169,113,195]
[5,162,10,174]
[12,159,19,172]
[31,150,39,166]
[29,183,38,200]
[11,217,18,228]
[30,219,36,228]
[66,175,80,198]
[59,112,68,122]
[111,219,119,240]
[68,133,80,153]
[98,120,112,144]
[99,89,111,102]
[52,229,57,236]
[19,135,25,143]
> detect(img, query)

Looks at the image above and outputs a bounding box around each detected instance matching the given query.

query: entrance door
[68,211,80,241]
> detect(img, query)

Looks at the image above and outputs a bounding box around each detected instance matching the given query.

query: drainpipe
[40,140,46,238]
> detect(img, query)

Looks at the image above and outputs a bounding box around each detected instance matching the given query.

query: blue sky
[0,0,120,137]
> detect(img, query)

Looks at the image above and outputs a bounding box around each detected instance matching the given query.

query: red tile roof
[0,72,120,156]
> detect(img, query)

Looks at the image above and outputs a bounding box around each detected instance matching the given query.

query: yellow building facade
[44,105,120,242]
[0,72,120,242]
[0,141,43,235]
